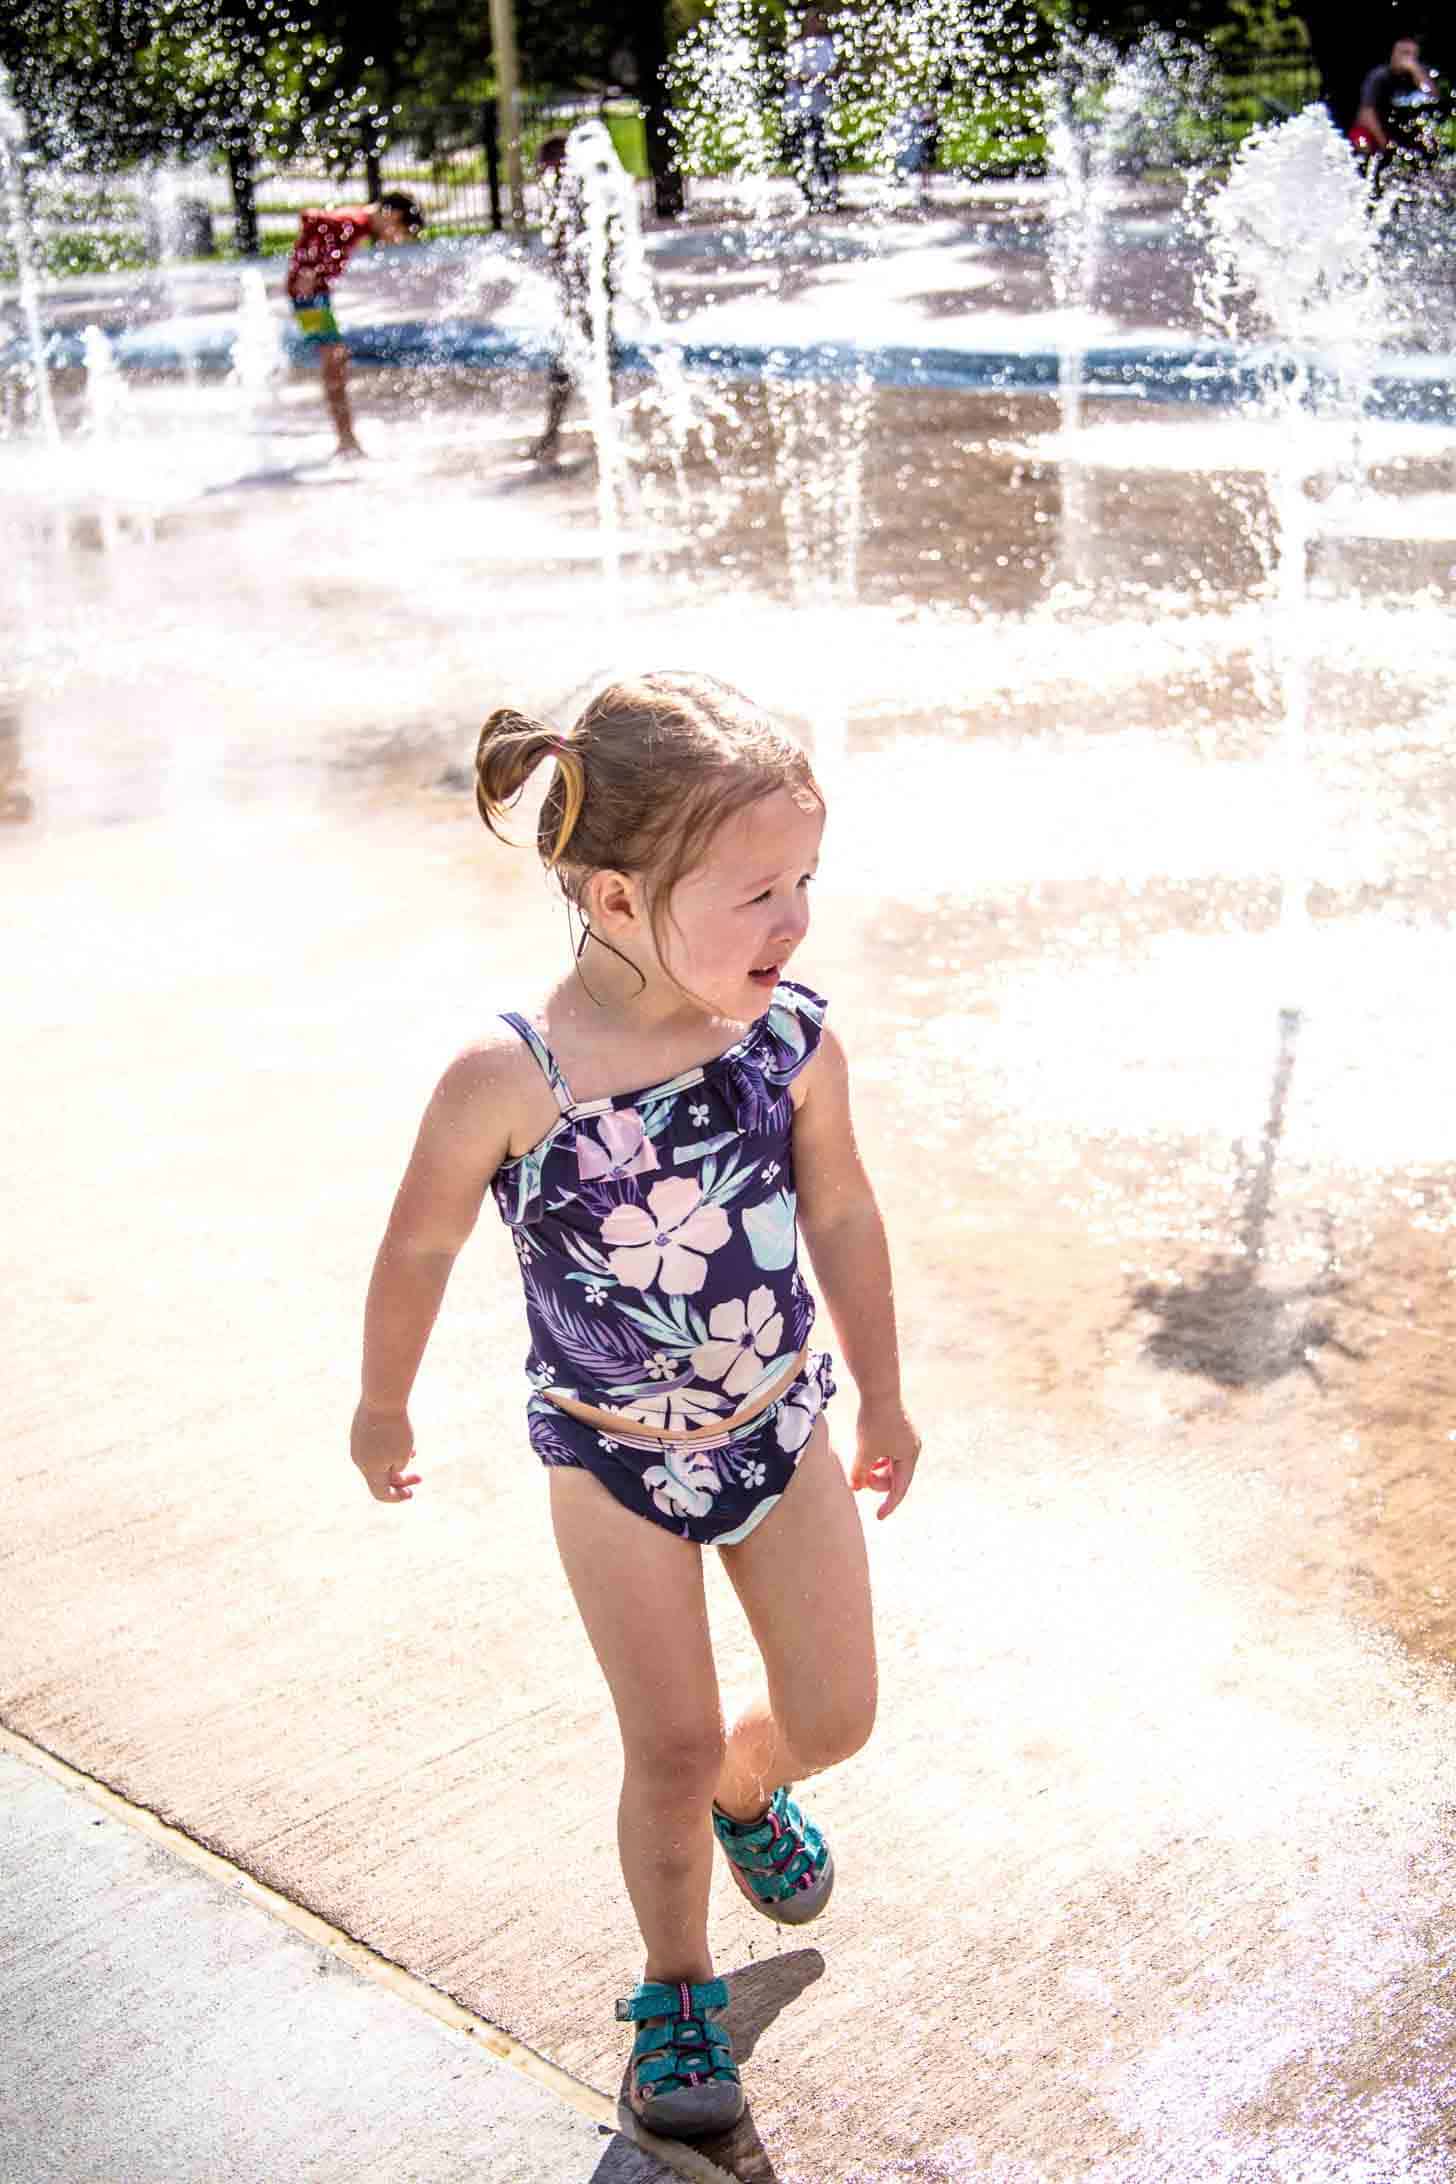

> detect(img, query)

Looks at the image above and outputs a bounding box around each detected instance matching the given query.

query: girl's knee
[787,1686,877,1774]
[623,1718,726,1803]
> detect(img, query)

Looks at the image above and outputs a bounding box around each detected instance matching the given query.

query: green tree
[0,0,374,247]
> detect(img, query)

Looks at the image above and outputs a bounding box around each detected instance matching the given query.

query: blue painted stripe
[9,319,1456,426]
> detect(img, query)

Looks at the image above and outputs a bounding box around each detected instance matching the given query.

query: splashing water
[668,0,783,229]
[81,325,127,442]
[549,119,717,621]
[1200,108,1384,1000]
[831,0,1033,189]
[1046,30,1213,586]
[671,0,1055,768]
[230,266,284,469]
[1201,107,1385,353]
[0,63,59,449]
[80,325,130,551]
[147,164,203,391]
[556,121,632,606]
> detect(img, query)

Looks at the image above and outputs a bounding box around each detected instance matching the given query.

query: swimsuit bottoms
[528,1349,836,1547]
[291,296,342,346]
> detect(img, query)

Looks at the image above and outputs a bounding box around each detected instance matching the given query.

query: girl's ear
[582,867,641,933]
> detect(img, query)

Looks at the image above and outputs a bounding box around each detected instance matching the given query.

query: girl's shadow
[591,1948,826,2183]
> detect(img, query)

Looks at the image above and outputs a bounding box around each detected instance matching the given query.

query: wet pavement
[5,194,1456,2180]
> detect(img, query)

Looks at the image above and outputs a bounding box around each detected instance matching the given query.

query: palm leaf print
[614,1293,711,1353]
[700,1147,761,1211]
[524,1277,653,1381]
[560,1229,613,1277]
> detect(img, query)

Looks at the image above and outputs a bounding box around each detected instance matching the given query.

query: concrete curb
[1,1725,733,2184]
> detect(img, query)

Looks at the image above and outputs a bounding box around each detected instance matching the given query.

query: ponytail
[475,707,586,868]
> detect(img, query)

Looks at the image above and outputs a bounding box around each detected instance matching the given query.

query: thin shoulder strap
[500,1012,576,1115]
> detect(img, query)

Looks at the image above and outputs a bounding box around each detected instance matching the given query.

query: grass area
[1,231,151,281]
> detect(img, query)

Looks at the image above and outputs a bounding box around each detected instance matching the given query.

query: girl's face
[649,786,824,1021]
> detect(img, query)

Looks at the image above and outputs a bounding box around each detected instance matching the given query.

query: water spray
[0,63,60,449]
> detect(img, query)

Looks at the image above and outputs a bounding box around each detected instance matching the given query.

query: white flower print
[529,1361,557,1388]
[775,1373,824,1454]
[690,1285,786,1400]
[761,1161,780,1184]
[583,1281,609,1306]
[689,1101,710,1128]
[601,1177,731,1296]
[740,1459,767,1489]
[644,1351,675,1381]
[643,1442,722,1522]
[575,1107,659,1185]
[597,1433,620,1453]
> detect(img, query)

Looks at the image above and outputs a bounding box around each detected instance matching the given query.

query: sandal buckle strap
[616,1975,730,2022]
[618,1977,740,2102]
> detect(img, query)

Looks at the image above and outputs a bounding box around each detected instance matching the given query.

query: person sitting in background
[285,192,424,458]
[1349,36,1437,164]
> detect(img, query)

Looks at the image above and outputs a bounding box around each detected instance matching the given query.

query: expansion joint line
[0,1722,736,2184]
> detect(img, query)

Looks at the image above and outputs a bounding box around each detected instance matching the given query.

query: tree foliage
[4,0,1440,176]
[0,0,375,167]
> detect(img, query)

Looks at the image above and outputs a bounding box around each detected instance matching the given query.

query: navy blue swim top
[492,981,828,1432]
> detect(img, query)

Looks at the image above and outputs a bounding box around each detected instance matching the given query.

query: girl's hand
[850,1399,920,1520]
[351,1403,422,1504]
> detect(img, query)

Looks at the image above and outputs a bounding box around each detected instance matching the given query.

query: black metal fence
[250,96,648,252]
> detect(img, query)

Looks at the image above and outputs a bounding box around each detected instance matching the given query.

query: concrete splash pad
[5,263,1456,2180]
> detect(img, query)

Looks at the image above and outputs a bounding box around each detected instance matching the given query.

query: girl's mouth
[749,962,780,986]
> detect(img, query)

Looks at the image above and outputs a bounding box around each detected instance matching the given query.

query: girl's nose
[775,896,810,949]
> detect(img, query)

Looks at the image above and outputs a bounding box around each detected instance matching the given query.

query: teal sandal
[712,1785,834,1925]
[616,1976,746,2140]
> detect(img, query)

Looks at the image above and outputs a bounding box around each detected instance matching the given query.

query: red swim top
[286,209,371,301]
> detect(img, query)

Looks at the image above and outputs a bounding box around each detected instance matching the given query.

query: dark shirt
[1358,64,1433,135]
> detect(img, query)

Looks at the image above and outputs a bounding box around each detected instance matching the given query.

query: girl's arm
[792,1027,920,1519]
[351,1045,517,1504]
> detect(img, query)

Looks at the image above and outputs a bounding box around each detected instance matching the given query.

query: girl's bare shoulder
[432,1009,564,1160]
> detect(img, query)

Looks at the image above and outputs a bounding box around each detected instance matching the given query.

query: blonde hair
[475,672,822,969]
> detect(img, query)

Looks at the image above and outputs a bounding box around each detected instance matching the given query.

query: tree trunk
[226,145,259,257]
[482,102,503,231]
[627,2,685,219]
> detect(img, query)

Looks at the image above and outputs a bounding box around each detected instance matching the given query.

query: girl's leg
[319,341,362,455]
[549,1467,725,1982]
[715,1419,877,1820]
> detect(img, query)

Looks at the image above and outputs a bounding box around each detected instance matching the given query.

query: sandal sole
[618,2088,747,2141]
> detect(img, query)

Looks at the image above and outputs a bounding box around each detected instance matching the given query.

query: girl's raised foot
[712,1785,835,1925]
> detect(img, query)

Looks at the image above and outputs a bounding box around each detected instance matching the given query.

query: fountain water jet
[230,266,285,471]
[0,63,59,449]
[80,326,131,551]
[1200,107,1384,1000]
[1045,30,1212,589]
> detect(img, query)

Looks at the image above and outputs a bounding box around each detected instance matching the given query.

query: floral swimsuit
[493,981,835,1546]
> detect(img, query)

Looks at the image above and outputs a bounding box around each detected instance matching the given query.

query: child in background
[285,191,424,457]
[351,672,919,2141]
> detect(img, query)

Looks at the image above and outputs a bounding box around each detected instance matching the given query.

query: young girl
[351,672,919,2142]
